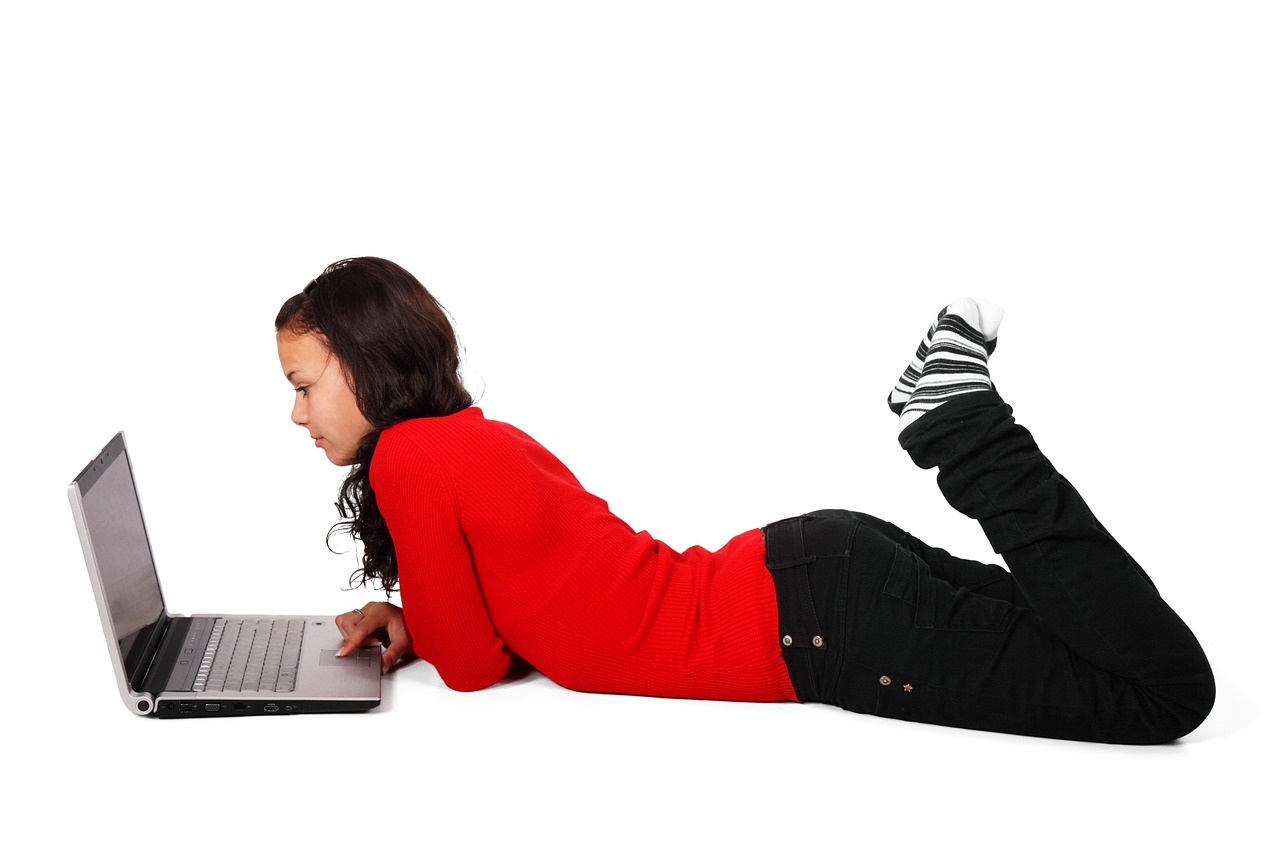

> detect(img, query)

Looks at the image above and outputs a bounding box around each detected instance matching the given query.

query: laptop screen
[73,434,166,673]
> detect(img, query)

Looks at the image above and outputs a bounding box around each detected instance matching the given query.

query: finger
[381,635,411,674]
[379,618,414,674]
[335,605,371,633]
[335,606,378,656]
[338,603,395,656]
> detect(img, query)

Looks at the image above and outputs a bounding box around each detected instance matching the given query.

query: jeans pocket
[882,543,1012,633]
[764,514,857,703]
[881,545,918,606]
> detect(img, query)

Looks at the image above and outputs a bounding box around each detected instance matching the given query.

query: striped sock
[887,301,1001,415]
[887,311,943,416]
[894,298,1004,432]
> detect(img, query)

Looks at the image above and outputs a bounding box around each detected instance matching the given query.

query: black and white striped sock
[887,311,942,415]
[892,298,1004,432]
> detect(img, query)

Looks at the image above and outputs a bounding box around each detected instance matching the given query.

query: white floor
[6,3,1276,848]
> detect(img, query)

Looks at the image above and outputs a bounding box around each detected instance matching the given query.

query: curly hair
[275,257,473,592]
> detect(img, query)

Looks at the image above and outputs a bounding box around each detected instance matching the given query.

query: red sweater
[370,408,797,702]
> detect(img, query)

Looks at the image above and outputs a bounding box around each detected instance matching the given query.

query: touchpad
[320,649,375,667]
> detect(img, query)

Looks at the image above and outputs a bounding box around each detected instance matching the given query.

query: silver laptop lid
[68,432,171,715]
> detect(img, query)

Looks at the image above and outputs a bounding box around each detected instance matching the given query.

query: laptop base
[154,698,380,718]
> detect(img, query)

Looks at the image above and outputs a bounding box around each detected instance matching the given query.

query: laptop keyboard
[193,618,306,693]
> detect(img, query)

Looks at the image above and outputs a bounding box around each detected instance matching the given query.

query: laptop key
[194,618,307,694]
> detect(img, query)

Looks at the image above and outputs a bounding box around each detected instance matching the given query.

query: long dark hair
[275,257,473,592]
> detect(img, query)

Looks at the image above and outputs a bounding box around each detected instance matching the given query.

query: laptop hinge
[132,613,183,695]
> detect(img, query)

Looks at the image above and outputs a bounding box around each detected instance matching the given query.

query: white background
[3,2,1276,849]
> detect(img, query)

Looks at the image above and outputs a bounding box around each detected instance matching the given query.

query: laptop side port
[263,703,280,712]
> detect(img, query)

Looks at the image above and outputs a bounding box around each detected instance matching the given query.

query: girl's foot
[886,310,942,416]
[892,297,1004,432]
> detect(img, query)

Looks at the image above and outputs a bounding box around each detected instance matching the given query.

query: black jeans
[763,392,1214,744]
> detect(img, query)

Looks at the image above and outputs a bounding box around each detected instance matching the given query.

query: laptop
[68,432,381,718]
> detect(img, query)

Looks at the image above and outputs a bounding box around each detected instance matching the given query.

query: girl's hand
[335,601,414,674]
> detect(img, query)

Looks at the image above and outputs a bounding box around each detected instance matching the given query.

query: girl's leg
[843,510,1030,609]
[865,301,1214,743]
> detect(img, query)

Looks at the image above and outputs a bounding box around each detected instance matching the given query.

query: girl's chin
[323,447,354,466]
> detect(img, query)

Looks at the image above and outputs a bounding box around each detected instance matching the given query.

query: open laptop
[68,432,381,718]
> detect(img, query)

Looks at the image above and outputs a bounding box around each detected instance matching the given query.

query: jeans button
[812,636,824,648]
[782,635,793,646]
[879,675,892,686]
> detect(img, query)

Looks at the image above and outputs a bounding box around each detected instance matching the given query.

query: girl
[275,257,1213,744]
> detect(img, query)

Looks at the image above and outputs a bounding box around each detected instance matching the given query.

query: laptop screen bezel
[68,432,172,711]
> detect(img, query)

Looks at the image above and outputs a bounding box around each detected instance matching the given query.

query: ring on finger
[352,608,365,617]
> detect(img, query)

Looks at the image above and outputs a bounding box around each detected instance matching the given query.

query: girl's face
[276,331,373,466]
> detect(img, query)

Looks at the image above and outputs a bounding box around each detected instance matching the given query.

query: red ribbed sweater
[370,408,797,702]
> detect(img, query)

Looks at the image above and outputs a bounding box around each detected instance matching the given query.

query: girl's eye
[296,386,309,398]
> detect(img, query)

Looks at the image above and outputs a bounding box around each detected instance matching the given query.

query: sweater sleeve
[372,433,517,692]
